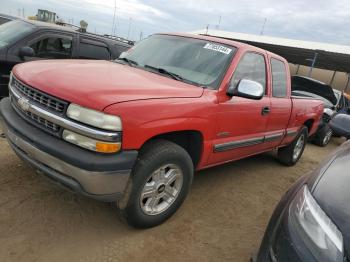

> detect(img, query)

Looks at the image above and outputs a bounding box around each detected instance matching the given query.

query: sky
[1,0,350,45]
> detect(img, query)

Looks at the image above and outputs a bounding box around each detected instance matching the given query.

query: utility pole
[329,71,337,86]
[22,8,25,19]
[127,17,132,39]
[139,31,143,41]
[345,73,350,93]
[307,52,318,77]
[215,15,222,30]
[260,18,267,35]
[114,24,117,36]
[205,24,209,35]
[111,0,116,36]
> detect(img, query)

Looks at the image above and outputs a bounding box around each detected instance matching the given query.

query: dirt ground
[0,126,344,262]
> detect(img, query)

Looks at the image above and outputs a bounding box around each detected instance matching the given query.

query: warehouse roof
[192,29,350,73]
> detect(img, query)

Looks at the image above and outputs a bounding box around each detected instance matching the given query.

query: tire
[124,139,194,228]
[277,126,308,166]
[312,125,332,147]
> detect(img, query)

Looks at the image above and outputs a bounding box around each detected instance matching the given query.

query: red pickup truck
[0,33,323,228]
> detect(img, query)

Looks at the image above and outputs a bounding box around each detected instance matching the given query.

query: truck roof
[160,32,288,63]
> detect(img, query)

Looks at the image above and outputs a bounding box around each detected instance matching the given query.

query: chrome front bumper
[1,118,132,201]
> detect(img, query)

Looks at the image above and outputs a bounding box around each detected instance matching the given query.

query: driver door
[209,51,271,165]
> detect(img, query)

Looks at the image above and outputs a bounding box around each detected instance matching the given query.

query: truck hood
[13,60,204,111]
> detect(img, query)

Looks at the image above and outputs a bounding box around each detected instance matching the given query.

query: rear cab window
[271,58,287,98]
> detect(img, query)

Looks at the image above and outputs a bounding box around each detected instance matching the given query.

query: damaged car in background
[291,76,349,146]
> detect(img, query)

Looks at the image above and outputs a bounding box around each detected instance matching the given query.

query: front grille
[11,76,67,114]
[11,96,61,135]
[24,111,60,132]
[9,76,67,136]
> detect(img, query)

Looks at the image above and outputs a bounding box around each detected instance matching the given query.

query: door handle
[262,106,270,115]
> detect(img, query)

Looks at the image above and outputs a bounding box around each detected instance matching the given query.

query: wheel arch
[140,130,204,169]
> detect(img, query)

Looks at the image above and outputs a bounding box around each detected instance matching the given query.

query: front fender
[103,97,217,150]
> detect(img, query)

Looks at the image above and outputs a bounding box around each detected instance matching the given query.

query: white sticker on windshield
[203,43,232,54]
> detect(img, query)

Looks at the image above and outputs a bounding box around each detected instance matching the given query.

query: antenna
[260,18,267,35]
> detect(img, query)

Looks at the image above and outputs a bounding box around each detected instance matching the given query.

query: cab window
[231,52,266,93]
[271,58,287,98]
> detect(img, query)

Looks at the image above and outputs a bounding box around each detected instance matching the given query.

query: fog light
[63,130,121,153]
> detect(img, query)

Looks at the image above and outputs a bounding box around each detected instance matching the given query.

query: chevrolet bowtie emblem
[18,97,30,112]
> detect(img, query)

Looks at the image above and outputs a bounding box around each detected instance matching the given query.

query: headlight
[63,130,121,153]
[289,186,344,262]
[67,104,122,131]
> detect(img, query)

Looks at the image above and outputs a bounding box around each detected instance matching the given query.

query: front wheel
[277,127,308,166]
[123,139,194,228]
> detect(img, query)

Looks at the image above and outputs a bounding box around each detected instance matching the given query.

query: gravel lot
[0,125,344,262]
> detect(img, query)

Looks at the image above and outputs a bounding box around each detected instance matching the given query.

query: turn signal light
[96,142,121,153]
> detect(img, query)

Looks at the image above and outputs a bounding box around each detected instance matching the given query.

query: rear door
[263,57,292,148]
[209,51,271,165]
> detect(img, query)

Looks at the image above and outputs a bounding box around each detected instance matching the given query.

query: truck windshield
[119,35,236,88]
[0,20,35,48]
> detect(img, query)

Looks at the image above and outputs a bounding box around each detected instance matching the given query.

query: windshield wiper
[115,57,139,67]
[144,65,184,81]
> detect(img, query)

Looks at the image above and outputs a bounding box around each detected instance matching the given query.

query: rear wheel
[123,139,193,228]
[277,127,308,166]
[313,125,332,147]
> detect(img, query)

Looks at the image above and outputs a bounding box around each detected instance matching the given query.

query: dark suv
[0,19,132,98]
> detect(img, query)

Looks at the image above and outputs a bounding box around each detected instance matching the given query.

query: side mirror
[330,114,350,139]
[19,46,35,59]
[227,79,264,100]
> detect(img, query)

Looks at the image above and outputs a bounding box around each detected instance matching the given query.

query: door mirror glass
[19,46,35,58]
[229,79,264,100]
